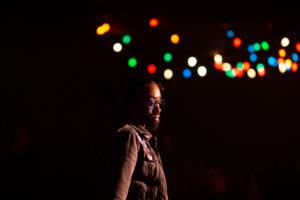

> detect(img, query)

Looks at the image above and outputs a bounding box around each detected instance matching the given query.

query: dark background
[1,1,300,199]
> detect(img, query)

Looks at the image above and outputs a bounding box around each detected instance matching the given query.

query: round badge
[146,154,153,161]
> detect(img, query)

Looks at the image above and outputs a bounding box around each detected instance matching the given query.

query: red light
[257,68,266,77]
[214,62,223,70]
[149,18,159,27]
[147,64,157,74]
[243,61,250,71]
[233,37,242,48]
[296,43,300,52]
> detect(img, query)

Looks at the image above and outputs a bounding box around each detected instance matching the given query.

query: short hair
[127,73,164,102]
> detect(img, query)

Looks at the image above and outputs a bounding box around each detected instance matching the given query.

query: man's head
[127,76,165,131]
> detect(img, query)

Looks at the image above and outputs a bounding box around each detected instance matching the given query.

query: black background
[1,0,300,199]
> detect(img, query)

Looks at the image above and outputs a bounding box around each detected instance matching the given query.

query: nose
[153,102,161,113]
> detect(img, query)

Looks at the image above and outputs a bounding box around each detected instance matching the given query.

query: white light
[247,68,256,78]
[197,66,207,77]
[279,63,286,73]
[187,56,197,67]
[113,43,122,52]
[164,69,173,80]
[214,54,223,64]
[281,37,290,47]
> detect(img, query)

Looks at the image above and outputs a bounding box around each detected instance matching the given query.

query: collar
[130,124,153,141]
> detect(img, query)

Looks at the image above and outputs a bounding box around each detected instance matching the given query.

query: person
[103,75,168,200]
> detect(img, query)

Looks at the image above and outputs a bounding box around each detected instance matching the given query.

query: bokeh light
[281,37,290,47]
[187,56,197,67]
[247,68,256,78]
[147,64,157,74]
[96,23,110,35]
[122,34,131,44]
[164,69,173,80]
[113,43,122,52]
[170,34,180,44]
[197,66,207,77]
[226,30,234,38]
[183,68,192,78]
[149,18,159,27]
[128,57,137,68]
[163,52,173,62]
[233,37,242,47]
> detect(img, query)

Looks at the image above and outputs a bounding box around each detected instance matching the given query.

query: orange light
[243,61,250,71]
[278,49,286,58]
[292,62,298,72]
[149,18,159,27]
[296,43,300,52]
[96,23,110,35]
[170,34,180,44]
[233,37,242,48]
[277,58,285,64]
[147,64,157,74]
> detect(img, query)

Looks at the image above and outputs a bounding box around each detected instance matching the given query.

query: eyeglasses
[148,99,165,111]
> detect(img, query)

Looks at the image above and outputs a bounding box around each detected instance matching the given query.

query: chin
[148,120,160,131]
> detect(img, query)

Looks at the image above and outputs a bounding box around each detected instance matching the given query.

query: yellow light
[96,23,110,35]
[113,43,122,52]
[281,37,290,47]
[285,59,292,69]
[164,69,173,80]
[214,54,223,64]
[187,56,197,67]
[247,68,256,78]
[170,34,180,44]
[222,62,231,71]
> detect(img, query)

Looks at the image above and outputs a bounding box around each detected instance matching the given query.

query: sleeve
[111,129,139,200]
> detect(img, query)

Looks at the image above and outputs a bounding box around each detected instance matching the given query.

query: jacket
[107,124,168,200]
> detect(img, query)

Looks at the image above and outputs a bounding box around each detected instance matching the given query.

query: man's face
[139,82,164,131]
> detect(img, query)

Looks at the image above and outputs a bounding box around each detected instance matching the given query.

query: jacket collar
[130,124,152,141]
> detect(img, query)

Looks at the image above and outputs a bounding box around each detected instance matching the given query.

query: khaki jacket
[108,124,168,200]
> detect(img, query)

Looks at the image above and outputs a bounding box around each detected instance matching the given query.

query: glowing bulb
[164,69,173,80]
[281,37,290,47]
[247,68,256,78]
[261,41,270,51]
[292,62,298,72]
[292,53,299,62]
[243,61,251,71]
[249,53,257,62]
[197,66,207,77]
[96,23,110,35]
[279,63,286,73]
[163,52,173,62]
[268,56,277,67]
[214,54,223,64]
[182,68,192,78]
[113,43,122,52]
[279,49,286,58]
[187,56,197,67]
[170,34,180,44]
[128,58,137,68]
[296,43,300,52]
[233,37,242,48]
[149,18,159,27]
[226,30,234,38]
[122,35,131,44]
[222,62,231,71]
[147,64,157,74]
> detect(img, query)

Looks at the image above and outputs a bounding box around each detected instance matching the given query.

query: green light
[236,62,243,70]
[163,52,173,62]
[225,69,235,78]
[256,63,265,70]
[122,35,131,44]
[253,43,261,51]
[261,41,269,51]
[128,57,137,68]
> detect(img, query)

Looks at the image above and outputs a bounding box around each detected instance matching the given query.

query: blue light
[268,56,277,67]
[248,45,255,53]
[226,30,234,38]
[292,53,299,62]
[182,68,192,78]
[249,53,257,62]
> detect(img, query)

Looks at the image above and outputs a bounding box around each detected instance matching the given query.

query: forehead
[142,82,161,99]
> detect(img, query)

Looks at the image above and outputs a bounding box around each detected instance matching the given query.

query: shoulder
[115,124,139,141]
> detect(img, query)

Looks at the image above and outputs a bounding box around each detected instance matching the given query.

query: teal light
[163,52,173,62]
[122,35,131,44]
